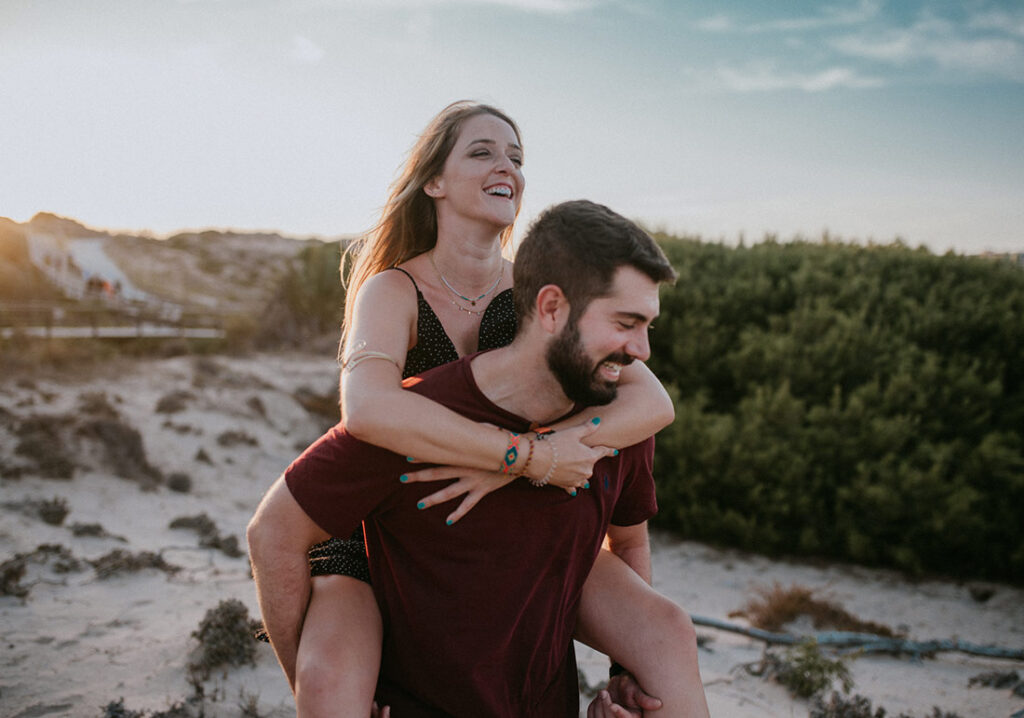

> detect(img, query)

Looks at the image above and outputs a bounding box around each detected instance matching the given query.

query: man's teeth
[486,186,512,197]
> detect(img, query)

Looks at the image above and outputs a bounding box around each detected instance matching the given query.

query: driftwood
[691,614,1024,661]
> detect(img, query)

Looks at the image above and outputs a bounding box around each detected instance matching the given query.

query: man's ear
[423,176,444,199]
[535,284,569,334]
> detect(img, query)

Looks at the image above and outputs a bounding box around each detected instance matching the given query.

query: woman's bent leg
[576,550,710,718]
[295,575,382,718]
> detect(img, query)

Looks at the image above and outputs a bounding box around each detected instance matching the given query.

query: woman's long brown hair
[340,101,522,346]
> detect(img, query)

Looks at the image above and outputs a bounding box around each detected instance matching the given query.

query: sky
[2,0,1023,254]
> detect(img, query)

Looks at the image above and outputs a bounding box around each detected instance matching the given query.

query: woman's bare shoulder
[356,267,420,303]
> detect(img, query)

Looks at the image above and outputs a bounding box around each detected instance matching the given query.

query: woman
[292,101,709,717]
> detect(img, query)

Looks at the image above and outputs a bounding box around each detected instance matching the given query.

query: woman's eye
[510,156,523,167]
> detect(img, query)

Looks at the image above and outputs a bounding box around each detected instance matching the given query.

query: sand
[1,353,1021,718]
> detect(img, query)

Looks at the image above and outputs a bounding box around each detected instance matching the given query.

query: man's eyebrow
[616,311,657,322]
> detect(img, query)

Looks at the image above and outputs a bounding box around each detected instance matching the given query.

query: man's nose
[627,329,650,363]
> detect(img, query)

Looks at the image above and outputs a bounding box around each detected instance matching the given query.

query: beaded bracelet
[529,432,558,487]
[500,432,521,474]
[514,435,536,478]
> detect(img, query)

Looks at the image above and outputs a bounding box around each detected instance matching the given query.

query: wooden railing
[0,301,226,340]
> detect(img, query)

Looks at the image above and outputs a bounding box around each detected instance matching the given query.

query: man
[248,200,693,716]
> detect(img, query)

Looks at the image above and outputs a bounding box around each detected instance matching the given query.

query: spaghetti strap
[390,266,421,295]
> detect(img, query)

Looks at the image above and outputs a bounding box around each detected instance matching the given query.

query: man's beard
[546,320,632,407]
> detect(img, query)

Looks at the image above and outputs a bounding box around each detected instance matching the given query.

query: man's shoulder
[400,355,473,400]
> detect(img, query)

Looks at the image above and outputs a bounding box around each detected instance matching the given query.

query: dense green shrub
[648,236,1024,582]
[256,240,346,346]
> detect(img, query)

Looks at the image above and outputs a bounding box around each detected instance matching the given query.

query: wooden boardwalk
[0,301,226,341]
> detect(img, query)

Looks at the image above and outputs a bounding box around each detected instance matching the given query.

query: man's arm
[246,475,330,690]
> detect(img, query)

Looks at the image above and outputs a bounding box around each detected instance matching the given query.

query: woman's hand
[401,466,520,524]
[526,419,616,490]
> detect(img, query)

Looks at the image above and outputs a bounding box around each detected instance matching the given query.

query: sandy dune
[1,354,1021,717]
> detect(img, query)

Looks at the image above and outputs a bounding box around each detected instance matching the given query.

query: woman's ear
[535,284,569,334]
[423,176,444,198]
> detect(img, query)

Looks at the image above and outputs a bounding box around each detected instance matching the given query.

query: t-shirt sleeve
[610,436,658,527]
[284,424,404,538]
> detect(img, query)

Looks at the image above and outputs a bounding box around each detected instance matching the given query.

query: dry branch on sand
[694,613,1024,660]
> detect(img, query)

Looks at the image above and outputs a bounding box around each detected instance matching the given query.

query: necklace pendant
[470,300,476,306]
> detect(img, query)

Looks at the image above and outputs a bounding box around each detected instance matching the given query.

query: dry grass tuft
[170,513,243,558]
[14,415,75,479]
[731,582,897,636]
[90,549,180,579]
[76,418,163,487]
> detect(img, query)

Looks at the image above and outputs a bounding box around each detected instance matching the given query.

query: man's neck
[469,342,575,426]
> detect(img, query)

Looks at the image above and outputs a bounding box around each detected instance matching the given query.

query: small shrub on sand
[155,390,194,414]
[38,495,70,525]
[194,448,212,464]
[14,415,75,479]
[1,544,85,597]
[216,430,258,448]
[78,391,120,419]
[969,669,1024,697]
[187,598,260,681]
[166,472,192,493]
[1,557,28,597]
[731,582,897,636]
[90,549,180,579]
[76,418,163,487]
[752,640,853,699]
[101,698,145,718]
[968,669,1019,689]
[70,522,126,541]
[246,395,267,418]
[811,692,886,718]
[170,513,243,558]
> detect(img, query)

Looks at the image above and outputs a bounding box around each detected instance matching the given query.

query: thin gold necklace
[430,252,503,307]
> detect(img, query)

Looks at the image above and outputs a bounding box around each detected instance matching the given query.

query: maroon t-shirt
[285,354,657,717]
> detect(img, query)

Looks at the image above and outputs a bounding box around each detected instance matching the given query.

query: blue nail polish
[613,449,619,456]
[583,482,590,489]
[406,456,415,462]
[417,501,426,510]
[400,474,409,482]
[570,489,577,496]
[591,417,601,425]
[446,519,453,526]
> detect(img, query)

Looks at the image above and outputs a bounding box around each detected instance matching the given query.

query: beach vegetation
[730,582,897,636]
[187,598,260,681]
[755,640,853,699]
[649,235,1024,583]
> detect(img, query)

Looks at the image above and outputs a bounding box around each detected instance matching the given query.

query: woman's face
[426,113,525,231]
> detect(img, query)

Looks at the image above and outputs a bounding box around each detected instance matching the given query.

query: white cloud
[290,35,326,65]
[969,8,1024,39]
[696,14,733,32]
[833,15,1024,82]
[697,0,880,34]
[306,0,604,12]
[707,62,885,92]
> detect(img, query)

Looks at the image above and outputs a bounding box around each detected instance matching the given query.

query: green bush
[649,236,1024,583]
